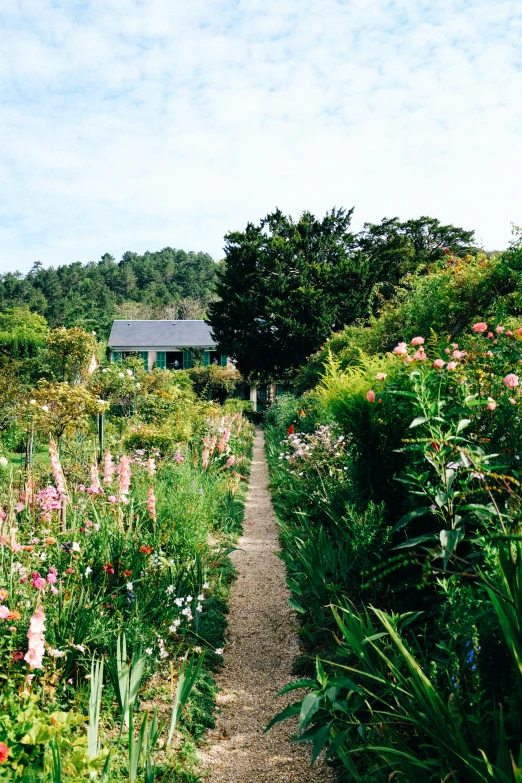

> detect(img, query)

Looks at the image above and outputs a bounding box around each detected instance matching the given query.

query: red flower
[288,425,295,435]
[0,743,8,764]
[139,545,153,555]
[103,563,115,575]
[123,570,132,577]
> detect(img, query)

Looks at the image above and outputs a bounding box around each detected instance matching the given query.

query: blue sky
[1,0,521,272]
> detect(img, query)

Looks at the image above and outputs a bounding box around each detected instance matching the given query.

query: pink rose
[495,325,505,333]
[517,328,522,337]
[376,373,387,381]
[487,397,497,410]
[503,373,519,388]
[366,390,376,403]
[446,361,458,371]
[445,347,451,354]
[433,359,445,369]
[507,330,513,336]
[450,343,458,349]
[404,355,413,363]
[413,349,427,361]
[509,398,517,405]
[487,332,494,339]
[411,336,425,346]
[472,322,488,333]
[453,350,467,359]
[393,342,408,355]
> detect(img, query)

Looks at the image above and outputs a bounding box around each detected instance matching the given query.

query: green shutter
[183,350,193,369]
[203,351,211,366]
[220,354,228,367]
[155,351,166,369]
[112,351,122,363]
[139,351,148,370]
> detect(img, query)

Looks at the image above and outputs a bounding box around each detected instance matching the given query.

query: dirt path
[200,427,333,783]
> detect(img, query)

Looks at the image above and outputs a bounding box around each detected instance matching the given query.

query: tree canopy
[208,210,477,380]
[0,248,218,339]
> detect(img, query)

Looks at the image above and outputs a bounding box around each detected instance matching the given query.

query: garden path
[200,427,333,783]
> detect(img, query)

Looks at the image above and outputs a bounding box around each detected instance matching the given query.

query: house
[107,319,291,410]
[107,320,228,371]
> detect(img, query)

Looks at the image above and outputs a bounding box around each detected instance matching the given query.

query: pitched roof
[108,320,216,350]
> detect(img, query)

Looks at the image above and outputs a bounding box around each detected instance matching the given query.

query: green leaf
[391,506,432,533]
[298,693,321,731]
[311,723,332,765]
[409,417,428,428]
[439,527,465,568]
[456,418,471,433]
[276,679,318,696]
[264,702,301,733]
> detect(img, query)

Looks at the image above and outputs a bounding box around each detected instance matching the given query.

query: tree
[45,327,98,384]
[351,216,476,318]
[0,307,48,359]
[208,208,357,380]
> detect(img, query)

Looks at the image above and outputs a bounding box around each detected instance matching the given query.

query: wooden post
[98,413,104,463]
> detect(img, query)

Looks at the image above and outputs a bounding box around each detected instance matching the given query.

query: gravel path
[200,427,333,783]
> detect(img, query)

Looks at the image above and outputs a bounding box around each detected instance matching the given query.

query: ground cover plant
[0,345,254,781]
[266,314,522,781]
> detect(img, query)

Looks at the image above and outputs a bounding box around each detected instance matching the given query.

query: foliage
[187,365,241,403]
[208,207,357,380]
[0,309,49,361]
[45,328,98,385]
[0,250,218,339]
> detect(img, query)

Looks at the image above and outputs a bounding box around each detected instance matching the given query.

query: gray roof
[108,320,216,350]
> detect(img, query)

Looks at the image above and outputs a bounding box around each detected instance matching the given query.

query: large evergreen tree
[208,208,357,380]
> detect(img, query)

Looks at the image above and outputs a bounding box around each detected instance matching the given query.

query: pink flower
[403,355,413,363]
[487,332,494,339]
[173,450,185,463]
[507,330,514,337]
[49,440,66,495]
[226,455,236,468]
[50,586,59,595]
[366,390,376,402]
[0,606,10,620]
[89,463,102,494]
[495,325,505,333]
[503,373,519,388]
[413,349,427,361]
[46,572,57,585]
[487,397,497,410]
[445,347,451,354]
[146,458,156,476]
[472,322,488,333]
[65,568,74,574]
[446,361,458,371]
[0,589,7,601]
[15,501,25,513]
[117,456,132,496]
[108,495,118,503]
[31,572,46,590]
[509,398,517,405]
[24,605,46,670]
[103,450,115,485]
[376,373,387,381]
[147,486,157,521]
[517,328,522,337]
[485,350,493,357]
[393,342,408,355]
[411,336,425,346]
[453,350,467,359]
[0,741,9,764]
[433,359,445,369]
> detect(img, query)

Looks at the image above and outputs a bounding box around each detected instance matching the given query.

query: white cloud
[0,0,521,272]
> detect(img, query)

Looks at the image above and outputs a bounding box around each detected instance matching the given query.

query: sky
[0,0,521,273]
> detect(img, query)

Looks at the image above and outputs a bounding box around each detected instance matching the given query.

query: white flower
[73,644,85,652]
[48,648,66,658]
[145,647,153,655]
[40,552,47,561]
[202,582,209,590]
[102,368,109,373]
[41,405,49,412]
[197,594,204,602]
[71,542,80,552]
[174,597,184,607]
[166,585,175,594]
[97,399,107,405]
[118,372,124,378]
[196,603,203,613]
[0,456,8,467]
[169,619,181,632]
[126,582,133,591]
[126,369,133,377]
[30,399,37,405]
[215,648,223,655]
[85,566,92,576]
[186,595,193,603]
[135,383,141,389]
